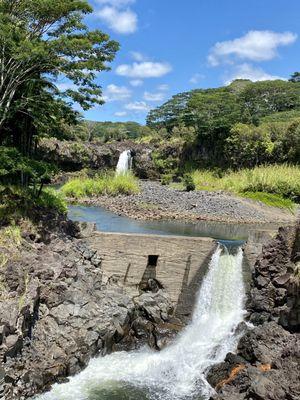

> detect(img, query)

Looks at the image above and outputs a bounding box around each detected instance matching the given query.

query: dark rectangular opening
[148,255,159,267]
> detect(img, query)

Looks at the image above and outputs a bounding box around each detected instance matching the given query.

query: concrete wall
[88,232,217,320]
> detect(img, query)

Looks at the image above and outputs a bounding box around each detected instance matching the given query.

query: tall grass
[61,173,140,199]
[190,165,300,209]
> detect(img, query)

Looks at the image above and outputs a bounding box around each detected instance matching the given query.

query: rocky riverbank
[208,221,300,400]
[0,219,179,399]
[1,209,299,400]
[72,181,297,225]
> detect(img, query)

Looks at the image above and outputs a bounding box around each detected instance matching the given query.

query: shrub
[183,174,195,192]
[36,188,67,214]
[161,174,173,186]
[61,173,140,198]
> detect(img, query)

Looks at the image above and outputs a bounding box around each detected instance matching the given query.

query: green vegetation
[185,165,300,209]
[0,0,118,219]
[74,121,152,143]
[146,79,300,170]
[0,224,22,271]
[240,192,295,212]
[0,185,68,225]
[36,189,67,215]
[61,173,140,199]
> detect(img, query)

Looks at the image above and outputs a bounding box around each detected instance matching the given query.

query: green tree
[239,80,300,124]
[188,88,241,139]
[225,123,275,168]
[0,0,119,156]
[289,72,300,83]
[146,91,198,131]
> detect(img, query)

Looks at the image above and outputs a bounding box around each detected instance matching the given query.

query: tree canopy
[0,0,119,196]
[146,79,300,168]
[0,0,119,156]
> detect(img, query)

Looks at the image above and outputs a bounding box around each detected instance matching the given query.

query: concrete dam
[88,232,217,320]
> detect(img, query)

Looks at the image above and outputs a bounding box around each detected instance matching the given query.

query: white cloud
[224,63,285,85]
[143,91,165,102]
[103,84,132,101]
[157,84,169,91]
[208,30,297,66]
[130,79,143,87]
[189,73,205,84]
[115,111,128,117]
[125,101,150,112]
[97,6,137,34]
[116,62,172,78]
[130,51,148,62]
[96,0,135,6]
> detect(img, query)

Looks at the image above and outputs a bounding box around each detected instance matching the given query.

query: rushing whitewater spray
[116,150,132,175]
[36,245,245,400]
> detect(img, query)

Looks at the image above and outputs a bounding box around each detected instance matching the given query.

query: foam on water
[36,245,245,400]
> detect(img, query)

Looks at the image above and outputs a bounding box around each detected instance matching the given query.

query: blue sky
[71,0,300,124]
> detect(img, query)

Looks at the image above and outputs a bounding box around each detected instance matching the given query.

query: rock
[73,222,96,239]
[37,138,157,180]
[209,221,300,400]
[0,223,177,399]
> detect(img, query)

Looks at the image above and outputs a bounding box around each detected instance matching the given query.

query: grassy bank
[175,165,300,211]
[0,186,67,225]
[61,173,140,199]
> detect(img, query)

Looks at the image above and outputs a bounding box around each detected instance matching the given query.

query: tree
[0,0,119,157]
[225,123,275,168]
[146,91,199,131]
[239,80,300,124]
[188,89,241,138]
[289,72,300,83]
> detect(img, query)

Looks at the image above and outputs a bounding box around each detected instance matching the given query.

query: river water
[68,205,278,242]
[36,245,245,400]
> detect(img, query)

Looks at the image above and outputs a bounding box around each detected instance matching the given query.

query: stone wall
[87,232,217,320]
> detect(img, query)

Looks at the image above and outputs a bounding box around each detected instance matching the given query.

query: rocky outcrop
[0,222,176,399]
[37,138,158,179]
[208,222,300,400]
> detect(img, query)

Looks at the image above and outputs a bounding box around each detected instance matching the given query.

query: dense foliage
[0,0,118,218]
[146,79,300,169]
[61,121,152,142]
[0,0,118,183]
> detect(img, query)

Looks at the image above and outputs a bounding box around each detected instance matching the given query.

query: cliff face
[249,223,300,331]
[208,222,300,400]
[37,138,158,179]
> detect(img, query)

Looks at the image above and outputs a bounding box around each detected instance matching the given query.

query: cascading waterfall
[116,150,132,175]
[36,245,245,400]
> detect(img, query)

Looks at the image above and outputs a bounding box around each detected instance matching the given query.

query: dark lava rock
[208,221,300,400]
[0,223,175,399]
[37,138,158,180]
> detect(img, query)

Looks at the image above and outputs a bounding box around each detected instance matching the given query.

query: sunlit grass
[61,172,140,199]
[240,192,296,212]
[189,165,300,210]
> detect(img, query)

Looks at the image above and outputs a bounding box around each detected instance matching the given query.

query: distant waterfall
[36,245,245,400]
[116,150,132,175]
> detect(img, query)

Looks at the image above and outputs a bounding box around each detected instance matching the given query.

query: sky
[67,0,300,124]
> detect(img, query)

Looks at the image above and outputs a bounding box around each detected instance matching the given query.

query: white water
[116,150,132,175]
[36,245,245,400]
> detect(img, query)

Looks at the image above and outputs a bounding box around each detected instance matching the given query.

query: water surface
[68,205,278,241]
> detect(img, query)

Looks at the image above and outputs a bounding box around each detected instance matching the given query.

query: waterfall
[36,245,245,400]
[116,150,132,175]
